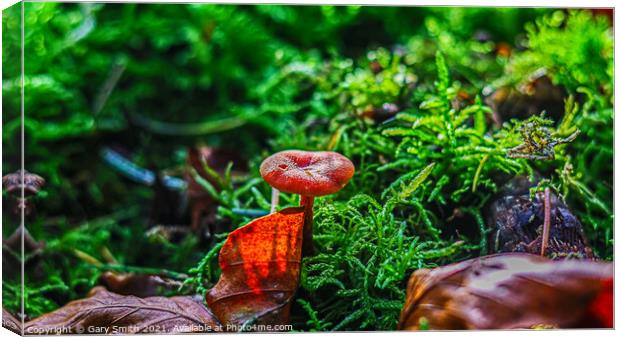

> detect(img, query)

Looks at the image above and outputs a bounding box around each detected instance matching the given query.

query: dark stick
[300,195,315,256]
[94,264,188,280]
[541,187,551,256]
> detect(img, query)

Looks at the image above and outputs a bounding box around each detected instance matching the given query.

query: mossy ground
[2,5,613,331]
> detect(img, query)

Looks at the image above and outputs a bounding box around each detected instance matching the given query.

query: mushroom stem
[300,195,315,256]
[270,188,280,213]
[541,187,551,257]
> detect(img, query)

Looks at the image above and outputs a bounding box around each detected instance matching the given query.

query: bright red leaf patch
[205,207,305,329]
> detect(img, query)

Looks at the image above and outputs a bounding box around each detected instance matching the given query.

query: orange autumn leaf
[205,207,304,329]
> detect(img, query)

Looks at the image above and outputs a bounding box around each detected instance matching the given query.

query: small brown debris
[487,176,594,259]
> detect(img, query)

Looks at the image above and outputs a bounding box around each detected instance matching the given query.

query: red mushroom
[260,150,355,255]
[2,170,45,215]
[2,169,45,196]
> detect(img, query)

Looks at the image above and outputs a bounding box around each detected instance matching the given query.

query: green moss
[2,4,612,330]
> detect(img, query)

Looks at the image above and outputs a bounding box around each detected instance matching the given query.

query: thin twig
[127,112,250,136]
[541,187,551,256]
[231,208,269,217]
[94,264,189,280]
[93,62,126,115]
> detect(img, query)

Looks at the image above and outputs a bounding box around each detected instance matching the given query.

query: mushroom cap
[2,170,45,196]
[260,150,355,197]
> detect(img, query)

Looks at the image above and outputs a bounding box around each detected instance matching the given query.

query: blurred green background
[3,4,549,215]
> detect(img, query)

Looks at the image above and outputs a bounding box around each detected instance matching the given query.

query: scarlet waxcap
[260,150,355,197]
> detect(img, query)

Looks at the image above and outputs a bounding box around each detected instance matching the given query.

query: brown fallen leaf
[398,253,613,330]
[486,74,566,126]
[3,307,22,334]
[205,207,304,331]
[185,147,221,236]
[185,146,248,238]
[25,286,222,334]
[99,272,183,298]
